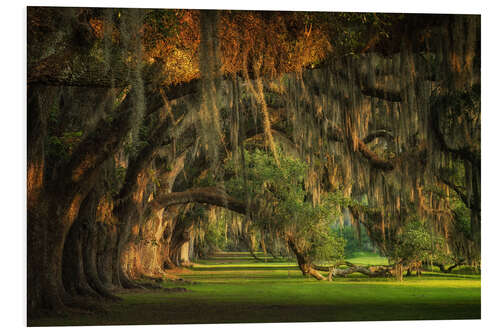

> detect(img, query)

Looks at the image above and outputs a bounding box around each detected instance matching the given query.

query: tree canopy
[27,7,480,317]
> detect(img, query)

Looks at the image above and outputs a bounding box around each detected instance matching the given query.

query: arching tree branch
[115,110,196,203]
[363,129,394,144]
[151,187,247,215]
[357,140,395,171]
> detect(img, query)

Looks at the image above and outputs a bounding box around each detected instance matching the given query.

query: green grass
[29,251,480,326]
[345,251,389,265]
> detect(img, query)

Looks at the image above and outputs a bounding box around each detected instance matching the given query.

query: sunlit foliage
[225,149,348,264]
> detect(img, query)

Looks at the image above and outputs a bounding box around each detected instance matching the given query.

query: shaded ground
[29,252,480,326]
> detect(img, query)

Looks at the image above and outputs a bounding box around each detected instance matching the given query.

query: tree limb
[313,262,394,278]
[151,187,247,215]
[357,140,395,171]
[363,129,394,144]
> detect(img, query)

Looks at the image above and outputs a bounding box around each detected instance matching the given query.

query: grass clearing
[345,251,389,265]
[29,252,480,326]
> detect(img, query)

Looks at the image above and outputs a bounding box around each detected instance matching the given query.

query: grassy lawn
[29,252,480,326]
[345,251,390,265]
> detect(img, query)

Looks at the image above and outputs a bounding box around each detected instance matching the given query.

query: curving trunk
[160,210,178,270]
[96,224,116,290]
[82,219,122,300]
[62,216,100,298]
[28,208,69,315]
[286,237,326,281]
[28,184,87,316]
[112,215,134,289]
[28,87,138,316]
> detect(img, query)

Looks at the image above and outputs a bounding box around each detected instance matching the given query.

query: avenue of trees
[27,7,480,317]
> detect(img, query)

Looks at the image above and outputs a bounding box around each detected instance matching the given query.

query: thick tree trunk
[28,184,87,315]
[122,208,173,278]
[112,218,131,289]
[161,210,178,270]
[179,242,191,266]
[96,224,116,290]
[110,192,142,288]
[27,85,59,315]
[28,88,138,316]
[260,237,267,256]
[28,209,75,315]
[170,238,186,267]
[114,210,146,289]
[168,218,195,267]
[28,209,64,315]
[108,225,123,288]
[163,248,177,270]
[27,85,51,211]
[395,263,404,281]
[63,216,100,298]
[286,237,326,281]
[82,220,122,300]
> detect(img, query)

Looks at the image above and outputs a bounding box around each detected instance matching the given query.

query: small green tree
[225,149,348,278]
[307,229,346,265]
[388,219,440,280]
[392,221,433,262]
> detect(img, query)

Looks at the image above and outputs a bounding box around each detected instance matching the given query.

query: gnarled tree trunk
[286,237,326,281]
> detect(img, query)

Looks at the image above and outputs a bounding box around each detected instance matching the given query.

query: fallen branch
[314,261,395,278]
[434,259,466,273]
